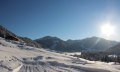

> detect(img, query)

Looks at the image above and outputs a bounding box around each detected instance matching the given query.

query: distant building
[108,55,118,58]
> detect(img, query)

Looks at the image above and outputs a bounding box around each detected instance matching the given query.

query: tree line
[72,51,120,63]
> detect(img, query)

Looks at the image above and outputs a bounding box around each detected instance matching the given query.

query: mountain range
[0,25,119,53]
[35,36,118,52]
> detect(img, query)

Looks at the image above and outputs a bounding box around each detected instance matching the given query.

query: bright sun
[101,23,115,37]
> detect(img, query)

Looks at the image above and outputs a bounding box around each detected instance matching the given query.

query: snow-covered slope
[0,37,120,72]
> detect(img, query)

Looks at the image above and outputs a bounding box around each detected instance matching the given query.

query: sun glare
[101,23,115,37]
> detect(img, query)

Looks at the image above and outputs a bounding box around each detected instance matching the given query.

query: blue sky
[0,0,120,40]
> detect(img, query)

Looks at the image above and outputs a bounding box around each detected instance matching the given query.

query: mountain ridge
[35,36,118,52]
[107,43,120,54]
[0,25,119,52]
[0,25,41,48]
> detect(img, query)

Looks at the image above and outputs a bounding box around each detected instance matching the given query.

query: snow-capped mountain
[35,36,118,52]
